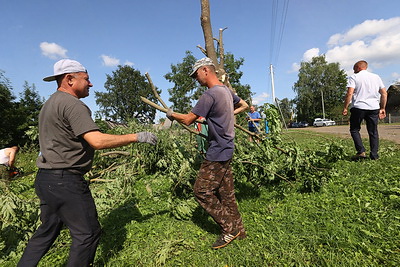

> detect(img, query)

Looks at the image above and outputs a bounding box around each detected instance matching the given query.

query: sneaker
[351,152,367,161]
[212,230,240,249]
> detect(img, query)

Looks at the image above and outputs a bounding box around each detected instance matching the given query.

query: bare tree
[198,0,235,92]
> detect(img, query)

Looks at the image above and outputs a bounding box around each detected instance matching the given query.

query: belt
[39,169,82,175]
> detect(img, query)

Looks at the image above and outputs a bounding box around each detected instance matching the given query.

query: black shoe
[212,230,240,249]
[351,152,367,161]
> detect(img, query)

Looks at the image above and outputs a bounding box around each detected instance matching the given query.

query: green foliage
[2,120,400,266]
[164,51,253,113]
[293,55,347,122]
[0,72,43,147]
[0,70,17,147]
[276,97,295,124]
[14,82,43,146]
[223,53,253,102]
[95,65,159,124]
[0,147,39,259]
[164,51,197,113]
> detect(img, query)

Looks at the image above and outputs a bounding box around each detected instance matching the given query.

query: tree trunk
[200,0,235,93]
[200,0,217,65]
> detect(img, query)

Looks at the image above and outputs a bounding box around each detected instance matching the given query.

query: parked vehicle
[298,121,309,127]
[313,118,336,127]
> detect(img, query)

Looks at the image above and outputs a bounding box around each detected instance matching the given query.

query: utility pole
[321,90,325,119]
[270,64,276,106]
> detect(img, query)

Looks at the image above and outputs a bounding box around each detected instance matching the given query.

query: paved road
[290,124,400,144]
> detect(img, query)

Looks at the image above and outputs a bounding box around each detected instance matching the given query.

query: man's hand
[342,108,348,116]
[166,109,174,121]
[379,109,386,120]
[137,132,157,145]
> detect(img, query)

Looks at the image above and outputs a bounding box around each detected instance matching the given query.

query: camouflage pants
[194,159,245,237]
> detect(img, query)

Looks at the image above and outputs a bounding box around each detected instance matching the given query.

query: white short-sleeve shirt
[347,70,385,110]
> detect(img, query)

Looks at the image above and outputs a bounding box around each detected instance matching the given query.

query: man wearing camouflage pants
[167,57,248,249]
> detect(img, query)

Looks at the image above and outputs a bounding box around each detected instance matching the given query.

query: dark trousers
[349,108,380,159]
[193,160,245,236]
[18,169,101,267]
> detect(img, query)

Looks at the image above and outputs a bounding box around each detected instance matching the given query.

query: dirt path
[289,124,400,144]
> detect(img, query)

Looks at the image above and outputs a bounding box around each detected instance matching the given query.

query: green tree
[223,53,252,103]
[95,65,159,124]
[164,51,253,114]
[0,70,16,147]
[293,55,347,122]
[276,97,294,123]
[14,82,43,145]
[164,51,197,113]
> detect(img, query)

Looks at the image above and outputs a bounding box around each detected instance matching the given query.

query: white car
[313,118,336,127]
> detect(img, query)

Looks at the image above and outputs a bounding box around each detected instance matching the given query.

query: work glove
[137,132,157,145]
[166,109,174,121]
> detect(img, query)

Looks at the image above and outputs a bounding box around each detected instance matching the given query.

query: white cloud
[40,42,67,59]
[252,92,270,105]
[292,17,400,74]
[289,48,319,73]
[392,72,400,82]
[124,60,134,66]
[290,62,300,73]
[101,55,120,67]
[303,48,320,61]
[325,17,400,71]
[327,17,400,46]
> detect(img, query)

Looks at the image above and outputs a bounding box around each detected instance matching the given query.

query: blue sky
[1,0,400,121]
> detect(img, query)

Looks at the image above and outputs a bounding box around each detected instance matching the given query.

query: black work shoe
[212,230,240,249]
[351,152,367,161]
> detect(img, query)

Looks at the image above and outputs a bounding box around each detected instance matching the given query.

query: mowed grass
[3,130,400,266]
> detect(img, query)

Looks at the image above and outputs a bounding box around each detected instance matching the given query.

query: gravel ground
[288,124,400,144]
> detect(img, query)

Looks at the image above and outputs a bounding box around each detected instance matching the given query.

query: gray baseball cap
[43,59,87,82]
[189,57,215,77]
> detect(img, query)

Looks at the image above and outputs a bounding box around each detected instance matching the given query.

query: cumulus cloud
[292,17,400,73]
[303,48,320,61]
[392,72,400,82]
[252,92,270,105]
[290,62,300,73]
[40,42,67,59]
[124,60,134,66]
[326,17,400,70]
[101,55,120,67]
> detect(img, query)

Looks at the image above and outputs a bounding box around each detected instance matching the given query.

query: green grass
[1,131,400,266]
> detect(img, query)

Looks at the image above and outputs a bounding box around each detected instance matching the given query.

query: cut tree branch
[140,97,208,139]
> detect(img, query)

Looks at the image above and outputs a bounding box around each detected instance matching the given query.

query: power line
[269,0,290,66]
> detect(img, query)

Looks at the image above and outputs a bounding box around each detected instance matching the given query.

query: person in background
[167,57,248,249]
[18,59,157,267]
[246,105,261,141]
[342,60,387,160]
[0,145,19,168]
[0,146,20,179]
[194,116,208,155]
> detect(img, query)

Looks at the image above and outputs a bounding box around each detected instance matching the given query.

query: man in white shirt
[342,60,387,160]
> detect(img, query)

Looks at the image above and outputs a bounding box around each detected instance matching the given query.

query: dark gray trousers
[18,169,101,267]
[350,107,380,160]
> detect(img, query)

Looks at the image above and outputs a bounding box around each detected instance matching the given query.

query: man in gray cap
[167,57,248,249]
[18,59,157,267]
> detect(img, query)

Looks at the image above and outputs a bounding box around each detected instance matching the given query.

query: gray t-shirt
[192,85,240,161]
[36,91,99,174]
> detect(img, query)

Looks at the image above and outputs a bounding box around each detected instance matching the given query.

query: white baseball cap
[43,59,87,82]
[189,57,215,77]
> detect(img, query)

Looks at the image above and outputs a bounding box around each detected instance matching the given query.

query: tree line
[1,53,351,148]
